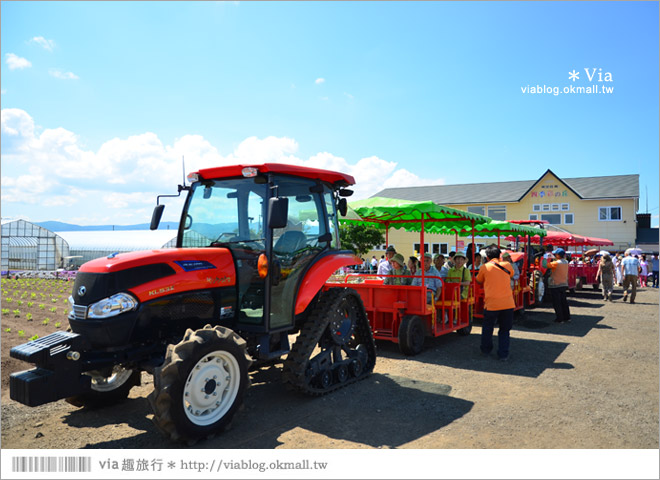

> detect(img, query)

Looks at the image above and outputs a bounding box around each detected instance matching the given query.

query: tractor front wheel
[65,367,140,408]
[149,325,251,443]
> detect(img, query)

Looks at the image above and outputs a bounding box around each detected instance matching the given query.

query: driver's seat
[274,231,307,254]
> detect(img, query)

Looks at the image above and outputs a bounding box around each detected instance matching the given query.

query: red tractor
[10,164,376,443]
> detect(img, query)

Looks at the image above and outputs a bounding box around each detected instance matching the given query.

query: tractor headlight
[87,293,138,319]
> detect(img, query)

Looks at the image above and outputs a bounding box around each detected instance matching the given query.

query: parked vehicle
[10,164,377,443]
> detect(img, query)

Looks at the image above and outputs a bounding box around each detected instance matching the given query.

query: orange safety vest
[549,259,569,287]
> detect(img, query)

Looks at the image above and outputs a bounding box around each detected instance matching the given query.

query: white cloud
[231,136,300,164]
[343,92,354,100]
[5,53,31,70]
[49,69,79,80]
[103,192,155,209]
[1,108,434,223]
[30,36,56,51]
[315,78,325,85]
[1,89,6,95]
[382,168,445,190]
[1,108,36,153]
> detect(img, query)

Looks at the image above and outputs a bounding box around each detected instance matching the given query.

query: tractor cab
[175,165,347,333]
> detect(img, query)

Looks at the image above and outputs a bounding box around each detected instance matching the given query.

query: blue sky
[2,1,658,227]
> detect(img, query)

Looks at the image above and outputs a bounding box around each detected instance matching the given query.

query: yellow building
[362,169,638,259]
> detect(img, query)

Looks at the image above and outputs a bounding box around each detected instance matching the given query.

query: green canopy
[426,220,547,238]
[341,197,491,232]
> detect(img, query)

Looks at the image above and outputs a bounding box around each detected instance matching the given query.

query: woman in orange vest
[476,245,515,361]
[548,248,571,323]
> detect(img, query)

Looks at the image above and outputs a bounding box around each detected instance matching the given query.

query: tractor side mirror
[268,197,289,229]
[150,204,165,230]
[337,198,348,217]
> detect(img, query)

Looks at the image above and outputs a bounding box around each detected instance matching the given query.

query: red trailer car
[441,220,548,320]
[330,197,491,355]
[505,229,614,292]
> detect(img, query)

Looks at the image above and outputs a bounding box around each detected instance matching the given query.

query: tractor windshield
[180,178,267,250]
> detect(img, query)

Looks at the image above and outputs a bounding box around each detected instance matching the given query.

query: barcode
[12,456,92,473]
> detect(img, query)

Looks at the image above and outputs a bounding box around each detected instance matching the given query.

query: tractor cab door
[268,176,337,330]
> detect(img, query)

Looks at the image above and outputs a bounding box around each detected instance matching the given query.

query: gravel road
[2,287,658,450]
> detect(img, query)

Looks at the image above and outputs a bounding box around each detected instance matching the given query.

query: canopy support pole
[421,215,426,306]
[385,221,390,249]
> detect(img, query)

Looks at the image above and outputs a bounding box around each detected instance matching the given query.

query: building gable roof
[518,169,584,200]
[373,172,638,205]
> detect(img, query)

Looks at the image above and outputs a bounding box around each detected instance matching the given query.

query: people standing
[547,248,571,323]
[370,256,378,274]
[652,254,659,288]
[639,254,649,288]
[596,253,615,301]
[620,251,641,303]
[476,245,515,361]
[612,255,623,286]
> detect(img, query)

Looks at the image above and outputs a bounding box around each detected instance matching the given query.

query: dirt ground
[1,284,658,450]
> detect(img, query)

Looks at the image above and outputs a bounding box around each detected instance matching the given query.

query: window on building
[551,203,560,211]
[533,204,541,212]
[542,204,550,211]
[487,205,506,221]
[541,213,562,225]
[564,213,574,225]
[529,214,538,221]
[561,203,570,211]
[431,243,448,255]
[599,206,621,221]
[413,243,429,254]
[467,206,485,216]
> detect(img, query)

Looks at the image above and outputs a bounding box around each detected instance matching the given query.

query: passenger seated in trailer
[472,252,483,271]
[501,252,520,290]
[384,253,412,286]
[433,253,445,271]
[412,252,443,304]
[444,251,471,299]
[408,256,420,276]
[377,245,397,276]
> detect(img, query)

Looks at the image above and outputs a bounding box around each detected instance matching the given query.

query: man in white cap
[620,251,641,303]
[377,245,397,276]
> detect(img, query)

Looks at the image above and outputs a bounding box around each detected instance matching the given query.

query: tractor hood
[73,248,236,305]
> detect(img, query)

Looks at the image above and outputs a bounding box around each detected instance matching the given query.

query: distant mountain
[36,221,180,232]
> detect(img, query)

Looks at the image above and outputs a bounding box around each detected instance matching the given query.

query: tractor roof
[194,163,355,187]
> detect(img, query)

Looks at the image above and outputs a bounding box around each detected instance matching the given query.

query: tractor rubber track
[282,287,376,396]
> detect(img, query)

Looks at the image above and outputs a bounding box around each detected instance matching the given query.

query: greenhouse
[57,230,178,268]
[1,219,70,272]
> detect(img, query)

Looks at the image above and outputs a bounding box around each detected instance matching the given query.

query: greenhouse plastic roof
[57,230,178,250]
